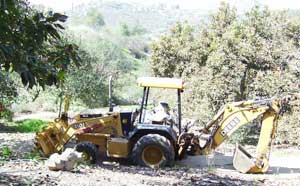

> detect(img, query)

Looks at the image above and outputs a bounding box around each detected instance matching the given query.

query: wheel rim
[82,152,91,161]
[142,145,164,167]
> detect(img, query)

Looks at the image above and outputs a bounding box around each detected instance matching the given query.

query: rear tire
[75,142,99,164]
[131,134,175,168]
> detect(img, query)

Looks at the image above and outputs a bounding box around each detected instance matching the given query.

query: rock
[45,148,83,171]
[46,153,61,171]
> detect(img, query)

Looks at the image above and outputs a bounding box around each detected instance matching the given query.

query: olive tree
[150,3,300,144]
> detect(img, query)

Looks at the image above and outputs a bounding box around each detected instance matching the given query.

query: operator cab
[149,101,172,125]
[119,110,139,136]
[137,77,184,134]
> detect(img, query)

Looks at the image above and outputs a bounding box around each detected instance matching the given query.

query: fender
[128,124,177,146]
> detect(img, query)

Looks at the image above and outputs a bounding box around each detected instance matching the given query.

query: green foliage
[229,124,259,145]
[62,31,135,108]
[0,0,80,88]
[22,151,41,160]
[63,50,109,108]
[2,3,148,112]
[14,119,47,133]
[0,71,17,121]
[120,23,131,36]
[0,146,13,160]
[277,108,300,145]
[85,8,105,28]
[66,5,150,107]
[0,107,13,121]
[151,22,194,77]
[131,24,147,36]
[0,71,17,101]
[151,3,300,145]
[119,23,146,37]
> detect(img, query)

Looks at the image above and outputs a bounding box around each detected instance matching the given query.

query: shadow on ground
[0,123,17,133]
[217,164,300,174]
[176,152,233,167]
[172,151,300,175]
[0,172,58,186]
[268,166,300,174]
[182,173,260,186]
[83,163,260,186]
[0,173,30,186]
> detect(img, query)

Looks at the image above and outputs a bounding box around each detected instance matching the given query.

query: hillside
[67,1,208,37]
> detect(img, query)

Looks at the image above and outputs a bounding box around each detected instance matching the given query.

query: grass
[0,146,13,160]
[22,152,41,160]
[0,119,47,133]
[0,146,41,161]
[14,119,47,133]
[0,146,12,157]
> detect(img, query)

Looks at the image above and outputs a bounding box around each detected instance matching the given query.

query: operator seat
[150,102,172,125]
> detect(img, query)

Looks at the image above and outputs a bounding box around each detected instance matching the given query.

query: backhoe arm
[180,98,283,173]
[201,102,270,154]
[246,111,278,173]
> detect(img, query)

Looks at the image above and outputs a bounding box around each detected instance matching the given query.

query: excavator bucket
[233,143,255,173]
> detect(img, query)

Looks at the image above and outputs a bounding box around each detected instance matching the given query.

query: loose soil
[1,132,300,186]
[1,112,300,185]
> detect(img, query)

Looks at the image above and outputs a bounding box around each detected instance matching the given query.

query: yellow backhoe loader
[34,77,291,173]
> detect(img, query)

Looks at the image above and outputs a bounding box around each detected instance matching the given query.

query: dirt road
[1,133,300,186]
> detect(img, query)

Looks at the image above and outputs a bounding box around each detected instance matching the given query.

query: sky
[29,0,300,12]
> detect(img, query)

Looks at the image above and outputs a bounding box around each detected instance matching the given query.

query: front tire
[131,134,175,168]
[75,142,99,164]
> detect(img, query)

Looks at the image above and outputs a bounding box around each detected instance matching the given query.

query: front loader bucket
[233,143,255,173]
[35,127,61,157]
[34,121,67,157]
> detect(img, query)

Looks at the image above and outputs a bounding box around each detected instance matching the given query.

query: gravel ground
[0,132,35,158]
[0,159,266,186]
[1,132,300,186]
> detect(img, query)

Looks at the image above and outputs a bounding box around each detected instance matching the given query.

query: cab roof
[137,77,184,89]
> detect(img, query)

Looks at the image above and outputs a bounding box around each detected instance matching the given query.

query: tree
[120,23,131,36]
[150,22,194,77]
[0,71,17,120]
[85,8,105,28]
[62,33,134,108]
[0,0,80,88]
[150,2,300,145]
